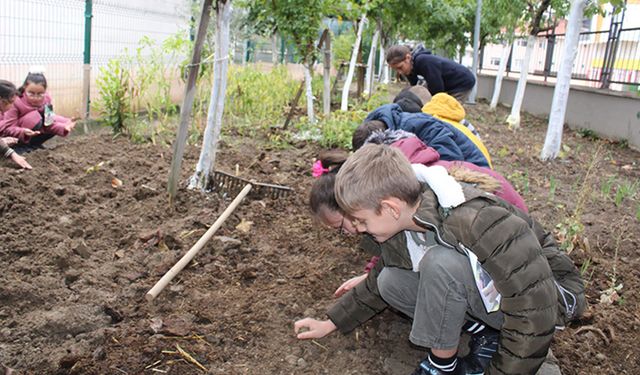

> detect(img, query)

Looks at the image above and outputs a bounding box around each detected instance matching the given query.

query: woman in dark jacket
[387,45,475,103]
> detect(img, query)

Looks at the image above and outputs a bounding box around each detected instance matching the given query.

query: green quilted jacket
[327,184,584,375]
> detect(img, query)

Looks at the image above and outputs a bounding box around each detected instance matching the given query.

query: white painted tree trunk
[188,0,232,190]
[323,32,331,115]
[468,0,482,104]
[364,24,380,96]
[304,62,315,123]
[490,41,512,110]
[271,32,278,66]
[377,41,385,82]
[382,59,390,84]
[340,14,366,111]
[541,0,586,160]
[506,35,536,129]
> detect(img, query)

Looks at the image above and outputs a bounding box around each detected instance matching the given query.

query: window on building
[490,57,501,66]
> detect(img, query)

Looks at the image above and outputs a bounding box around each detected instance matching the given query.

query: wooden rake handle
[146,184,252,302]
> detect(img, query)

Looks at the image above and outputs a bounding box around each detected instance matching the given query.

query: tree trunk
[506,35,535,129]
[188,0,233,191]
[541,0,586,161]
[304,62,315,123]
[323,31,331,115]
[468,0,482,104]
[167,0,213,201]
[380,39,390,84]
[340,14,366,111]
[271,32,278,66]
[377,39,385,83]
[490,41,512,110]
[364,23,380,96]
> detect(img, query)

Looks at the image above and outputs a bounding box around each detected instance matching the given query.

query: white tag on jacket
[462,245,501,313]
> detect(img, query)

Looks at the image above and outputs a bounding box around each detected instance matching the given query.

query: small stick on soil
[146,184,252,302]
[179,229,202,239]
[161,334,213,346]
[141,184,157,192]
[145,360,162,369]
[176,344,208,372]
[575,325,610,345]
[311,340,329,351]
[150,369,168,374]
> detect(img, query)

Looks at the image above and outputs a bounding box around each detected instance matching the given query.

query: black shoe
[411,358,461,375]
[462,327,499,373]
[12,144,38,154]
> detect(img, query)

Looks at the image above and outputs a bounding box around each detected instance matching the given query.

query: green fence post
[280,36,285,63]
[82,0,93,119]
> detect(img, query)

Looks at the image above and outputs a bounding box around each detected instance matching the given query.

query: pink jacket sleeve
[0,105,28,142]
[47,115,71,137]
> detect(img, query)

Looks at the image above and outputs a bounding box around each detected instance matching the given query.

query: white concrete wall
[477,74,640,151]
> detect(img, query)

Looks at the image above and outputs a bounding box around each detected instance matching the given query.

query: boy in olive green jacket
[295,144,584,375]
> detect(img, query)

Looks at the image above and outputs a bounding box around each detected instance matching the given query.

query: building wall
[477,74,640,151]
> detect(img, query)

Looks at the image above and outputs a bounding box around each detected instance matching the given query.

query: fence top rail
[511,27,640,40]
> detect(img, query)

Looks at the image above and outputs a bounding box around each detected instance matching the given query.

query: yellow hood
[422,93,466,122]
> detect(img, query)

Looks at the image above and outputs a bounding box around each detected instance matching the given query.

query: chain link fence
[0,0,190,117]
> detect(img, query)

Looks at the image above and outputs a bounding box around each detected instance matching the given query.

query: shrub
[224,65,298,132]
[93,59,131,134]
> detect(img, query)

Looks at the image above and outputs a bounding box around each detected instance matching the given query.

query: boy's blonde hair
[335,144,421,214]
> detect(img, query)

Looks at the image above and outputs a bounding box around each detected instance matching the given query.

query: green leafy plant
[224,65,298,132]
[94,31,190,141]
[600,175,615,197]
[617,139,629,149]
[613,180,638,207]
[332,32,356,70]
[295,109,367,149]
[555,218,584,253]
[579,257,594,287]
[577,128,599,140]
[93,59,132,134]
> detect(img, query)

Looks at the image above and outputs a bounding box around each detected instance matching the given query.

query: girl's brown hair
[0,80,17,101]
[309,150,349,215]
[385,45,411,65]
[18,72,47,95]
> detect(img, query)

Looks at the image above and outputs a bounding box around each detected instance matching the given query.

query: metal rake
[208,170,293,199]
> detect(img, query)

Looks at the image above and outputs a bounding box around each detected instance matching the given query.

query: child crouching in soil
[0,80,31,169]
[295,144,585,375]
[0,72,76,153]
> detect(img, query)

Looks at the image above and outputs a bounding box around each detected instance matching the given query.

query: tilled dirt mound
[1,100,639,374]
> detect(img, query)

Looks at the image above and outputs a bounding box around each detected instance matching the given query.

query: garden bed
[0,100,638,374]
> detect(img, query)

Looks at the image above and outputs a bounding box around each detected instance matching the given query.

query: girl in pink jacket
[0,72,75,152]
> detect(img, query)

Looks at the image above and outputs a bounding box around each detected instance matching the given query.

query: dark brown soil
[1,99,639,375]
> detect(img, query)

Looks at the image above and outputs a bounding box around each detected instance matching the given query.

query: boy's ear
[380,198,401,220]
